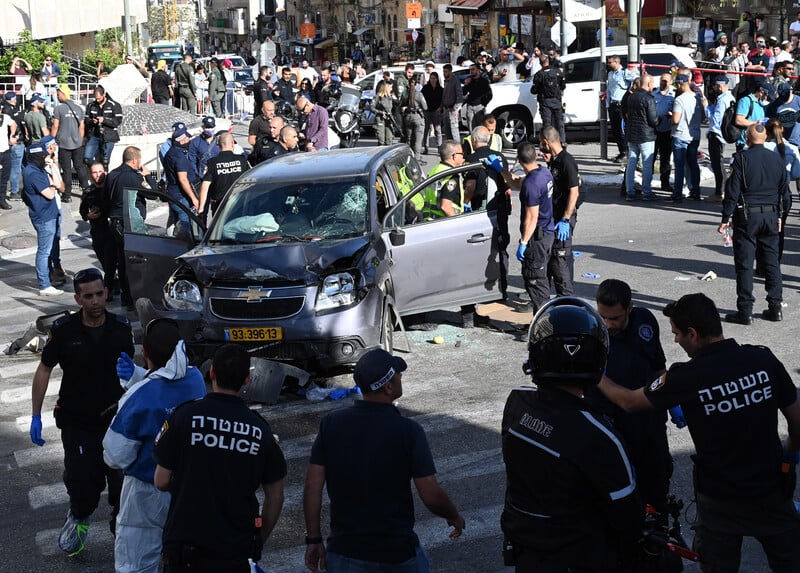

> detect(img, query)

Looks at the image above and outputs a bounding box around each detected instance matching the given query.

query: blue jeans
[671,138,700,199]
[327,545,430,573]
[167,186,191,225]
[84,136,115,166]
[9,143,24,196]
[32,216,62,290]
[625,140,655,197]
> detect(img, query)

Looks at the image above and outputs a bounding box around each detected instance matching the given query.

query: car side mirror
[389,228,406,246]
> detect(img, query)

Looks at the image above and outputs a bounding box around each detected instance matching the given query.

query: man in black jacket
[83,86,123,169]
[252,65,273,115]
[531,52,566,144]
[622,74,659,201]
[462,63,492,129]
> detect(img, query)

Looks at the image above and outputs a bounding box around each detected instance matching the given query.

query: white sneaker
[39,286,64,296]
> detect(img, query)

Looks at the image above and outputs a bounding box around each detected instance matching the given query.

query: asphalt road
[0,128,796,572]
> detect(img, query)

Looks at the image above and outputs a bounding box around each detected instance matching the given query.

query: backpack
[721,96,752,144]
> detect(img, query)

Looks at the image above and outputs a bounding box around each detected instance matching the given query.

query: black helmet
[525,297,608,387]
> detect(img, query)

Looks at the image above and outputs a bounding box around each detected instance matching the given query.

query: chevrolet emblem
[238,287,272,302]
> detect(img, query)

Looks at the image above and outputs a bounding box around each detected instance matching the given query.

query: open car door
[381,163,501,316]
[122,188,206,305]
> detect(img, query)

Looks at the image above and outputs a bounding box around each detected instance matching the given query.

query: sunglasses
[74,267,103,282]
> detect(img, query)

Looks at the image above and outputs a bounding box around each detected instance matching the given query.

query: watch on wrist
[561,217,569,223]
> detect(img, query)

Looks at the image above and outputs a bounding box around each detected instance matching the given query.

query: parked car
[122,145,502,370]
[485,43,696,147]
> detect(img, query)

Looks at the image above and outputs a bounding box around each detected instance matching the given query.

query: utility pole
[599,0,607,160]
[123,0,133,55]
[560,0,568,56]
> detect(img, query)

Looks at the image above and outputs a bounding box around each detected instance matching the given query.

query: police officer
[106,146,157,311]
[423,140,465,219]
[531,52,566,144]
[154,344,286,573]
[502,297,643,572]
[597,293,800,572]
[540,126,579,296]
[187,116,219,182]
[84,85,123,168]
[514,142,554,314]
[718,123,791,325]
[249,116,286,167]
[199,132,249,217]
[400,77,428,163]
[163,125,198,227]
[604,56,635,163]
[29,268,134,556]
[174,53,197,113]
[79,162,113,293]
[586,279,673,520]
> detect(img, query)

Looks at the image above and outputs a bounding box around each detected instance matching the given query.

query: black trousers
[608,103,626,155]
[89,222,113,274]
[547,215,577,296]
[0,149,10,196]
[707,133,725,196]
[58,146,88,197]
[523,233,554,314]
[653,130,672,190]
[489,192,511,297]
[109,218,132,306]
[539,104,566,145]
[61,424,122,521]
[162,545,250,573]
[732,211,782,314]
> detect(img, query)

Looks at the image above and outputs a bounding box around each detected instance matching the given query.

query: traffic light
[256,13,276,41]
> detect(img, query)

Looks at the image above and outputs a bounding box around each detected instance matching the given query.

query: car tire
[497,110,531,149]
[381,295,396,353]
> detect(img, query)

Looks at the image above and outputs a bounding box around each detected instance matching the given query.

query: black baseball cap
[353,349,407,392]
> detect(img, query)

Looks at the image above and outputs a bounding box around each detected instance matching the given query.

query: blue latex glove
[669,406,686,429]
[555,220,571,242]
[329,387,351,400]
[117,351,135,380]
[516,243,527,262]
[30,414,45,446]
[483,154,504,173]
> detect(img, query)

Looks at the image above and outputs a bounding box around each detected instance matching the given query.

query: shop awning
[353,27,371,36]
[447,0,490,15]
[315,38,336,49]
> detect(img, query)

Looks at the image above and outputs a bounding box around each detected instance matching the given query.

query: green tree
[82,27,142,74]
[0,30,69,77]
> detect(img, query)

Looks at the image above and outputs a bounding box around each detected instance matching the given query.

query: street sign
[300,22,315,40]
[406,2,422,18]
[550,20,577,47]
[411,29,419,41]
[407,18,421,28]
[565,0,602,22]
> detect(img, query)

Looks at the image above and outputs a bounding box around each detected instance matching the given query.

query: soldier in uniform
[531,52,567,144]
[400,77,428,163]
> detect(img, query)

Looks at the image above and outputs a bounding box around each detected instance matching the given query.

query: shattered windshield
[207,176,370,244]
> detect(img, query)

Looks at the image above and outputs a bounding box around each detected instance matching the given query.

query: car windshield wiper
[255,234,322,243]
[207,237,244,245]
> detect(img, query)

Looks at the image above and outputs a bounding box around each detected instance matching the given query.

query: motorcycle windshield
[338,91,361,111]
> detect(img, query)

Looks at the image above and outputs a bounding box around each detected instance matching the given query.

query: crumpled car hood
[178,236,371,284]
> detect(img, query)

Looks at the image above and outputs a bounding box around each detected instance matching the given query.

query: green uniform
[422,162,464,219]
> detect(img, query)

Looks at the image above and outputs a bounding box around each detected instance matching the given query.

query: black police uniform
[531,62,567,143]
[105,163,156,307]
[154,393,287,572]
[502,386,643,572]
[78,182,113,285]
[585,307,672,517]
[722,144,791,318]
[249,136,286,167]
[273,77,295,104]
[465,146,511,297]
[546,149,580,296]
[252,76,272,115]
[42,310,133,522]
[644,338,800,570]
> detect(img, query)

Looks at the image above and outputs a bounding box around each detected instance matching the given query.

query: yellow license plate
[224,327,283,342]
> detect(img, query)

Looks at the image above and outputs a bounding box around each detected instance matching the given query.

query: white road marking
[1,382,58,404]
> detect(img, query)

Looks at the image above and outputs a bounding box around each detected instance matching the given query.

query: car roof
[355,65,466,85]
[560,43,694,63]
[241,145,410,182]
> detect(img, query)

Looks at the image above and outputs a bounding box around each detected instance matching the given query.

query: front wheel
[381,295,396,352]
[340,129,360,148]
[497,110,532,149]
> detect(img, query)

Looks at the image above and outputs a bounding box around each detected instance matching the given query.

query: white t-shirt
[790,21,800,35]
[0,115,11,152]
[298,66,319,85]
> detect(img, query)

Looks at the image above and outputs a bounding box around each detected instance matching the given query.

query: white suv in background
[485,44,696,147]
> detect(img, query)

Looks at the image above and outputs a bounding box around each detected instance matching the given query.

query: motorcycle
[330,83,362,148]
